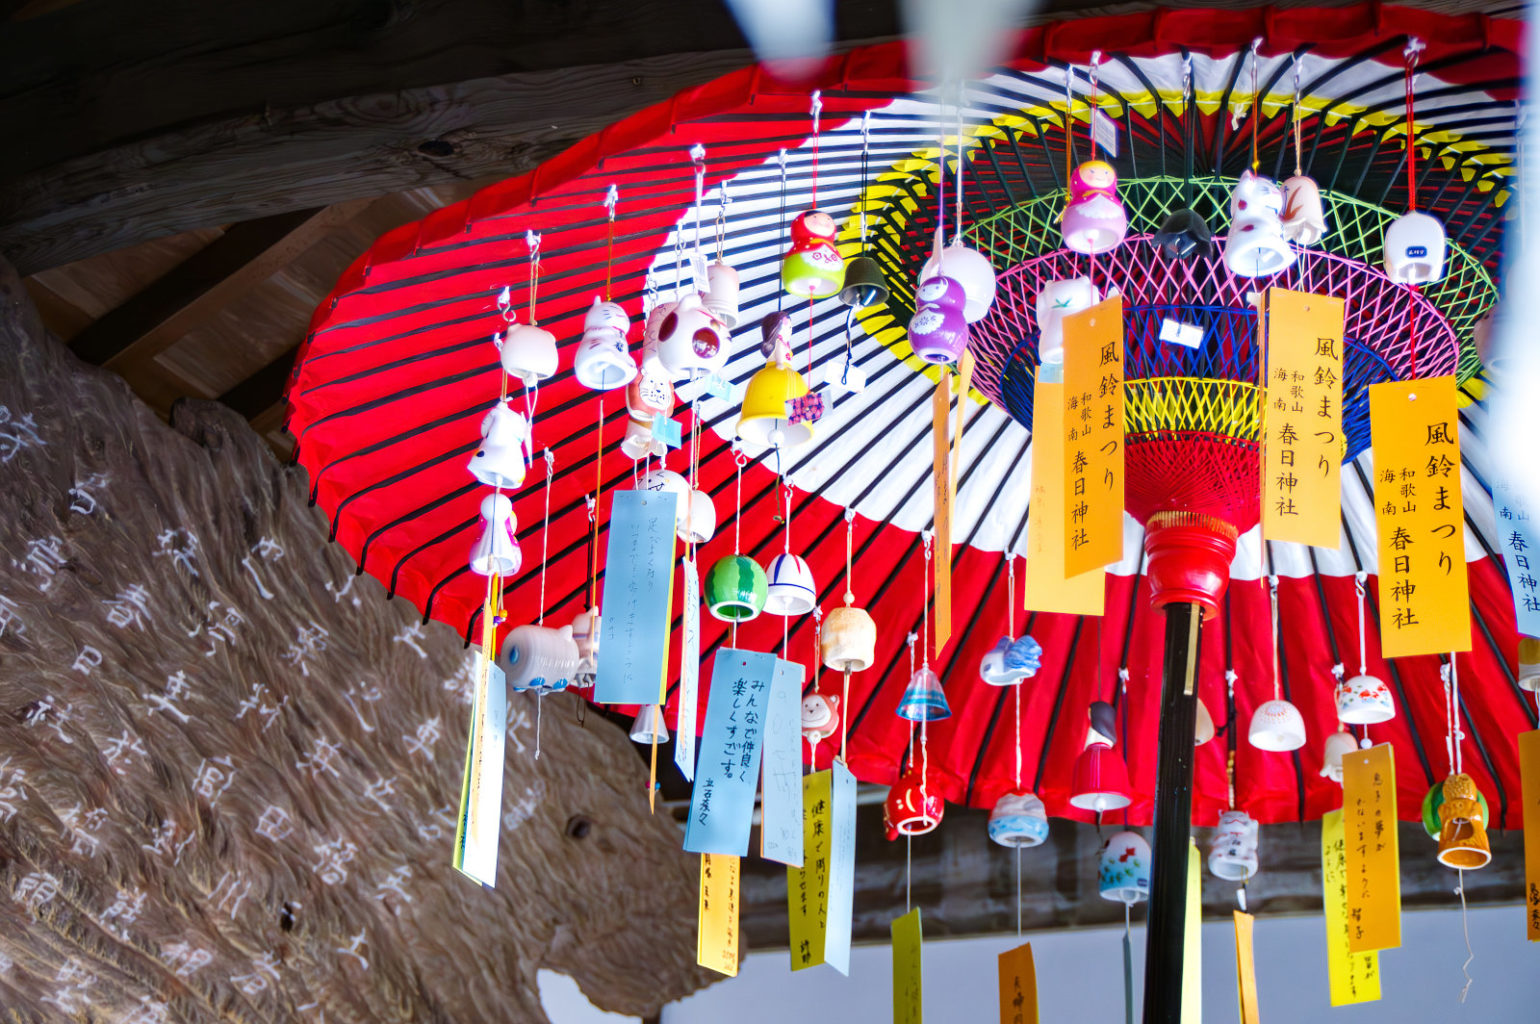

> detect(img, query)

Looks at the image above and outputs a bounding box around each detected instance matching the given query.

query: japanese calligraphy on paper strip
[684,649,776,856]
[1263,289,1345,547]
[1026,382,1105,616]
[1342,744,1401,953]
[1492,474,1540,637]
[787,763,855,975]
[1519,730,1540,942]
[758,658,804,867]
[1320,809,1382,1003]
[697,853,740,976]
[997,942,1038,1024]
[1369,377,1471,658]
[1062,296,1125,577]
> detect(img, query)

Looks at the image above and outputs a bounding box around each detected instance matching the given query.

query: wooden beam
[0,0,1137,272]
[738,802,1525,947]
[219,345,298,420]
[65,202,362,369]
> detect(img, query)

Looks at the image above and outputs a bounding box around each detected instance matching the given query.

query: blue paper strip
[652,412,683,449]
[759,658,804,866]
[684,648,775,856]
[826,760,856,976]
[1493,476,1540,636]
[593,490,677,705]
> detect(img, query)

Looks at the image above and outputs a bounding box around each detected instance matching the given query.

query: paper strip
[697,853,740,977]
[1181,838,1201,1024]
[998,942,1038,1024]
[1025,380,1106,616]
[788,769,832,971]
[1342,744,1401,952]
[452,658,506,887]
[593,489,678,703]
[932,376,953,650]
[1233,911,1260,1024]
[1321,808,1382,1003]
[1520,730,1540,942]
[826,760,856,976]
[1492,476,1540,637]
[1062,295,1125,576]
[684,649,776,856]
[1368,377,1472,657]
[759,658,804,866]
[675,557,701,781]
[1262,288,1345,547]
[892,907,923,1024]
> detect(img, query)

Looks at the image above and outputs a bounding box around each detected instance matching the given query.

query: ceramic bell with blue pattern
[979,635,1043,686]
[896,666,950,722]
[1098,830,1152,904]
[500,623,580,694]
[988,791,1049,848]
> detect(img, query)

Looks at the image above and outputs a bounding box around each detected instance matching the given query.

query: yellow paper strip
[1062,295,1125,577]
[788,770,832,970]
[892,907,923,1024]
[697,853,740,977]
[1233,911,1260,1024]
[1368,377,1472,657]
[1262,288,1345,547]
[1520,730,1540,942]
[1025,380,1105,616]
[997,941,1038,1024]
[1181,839,1201,1024]
[1342,744,1401,952]
[932,378,953,650]
[1321,809,1382,1004]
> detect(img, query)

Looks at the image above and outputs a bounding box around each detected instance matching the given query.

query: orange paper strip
[1025,381,1105,616]
[1061,296,1125,577]
[1520,730,1540,942]
[997,941,1038,1024]
[1233,911,1260,1024]
[1263,288,1345,547]
[697,853,740,976]
[1368,377,1472,658]
[1342,744,1401,953]
[932,377,952,650]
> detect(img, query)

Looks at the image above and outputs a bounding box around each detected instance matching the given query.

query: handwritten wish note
[594,490,677,704]
[827,760,856,975]
[1321,809,1382,1003]
[453,658,506,887]
[997,942,1038,1024]
[1342,744,1401,953]
[1062,295,1125,577]
[788,770,831,972]
[1025,381,1106,616]
[892,907,923,1024]
[760,658,804,866]
[1520,730,1540,942]
[1492,475,1540,638]
[684,649,775,856]
[675,557,701,781]
[1369,377,1471,658]
[1263,288,1345,547]
[697,853,740,977]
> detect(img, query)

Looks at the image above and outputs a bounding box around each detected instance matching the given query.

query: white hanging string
[1456,868,1475,1001]
[1354,571,1369,675]
[953,80,965,245]
[1268,575,1282,700]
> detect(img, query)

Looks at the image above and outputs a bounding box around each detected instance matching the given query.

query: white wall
[663,905,1536,1022]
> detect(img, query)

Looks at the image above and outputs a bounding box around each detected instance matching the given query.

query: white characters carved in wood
[255,805,295,842]
[154,528,200,577]
[310,838,359,885]
[14,535,66,589]
[104,583,151,629]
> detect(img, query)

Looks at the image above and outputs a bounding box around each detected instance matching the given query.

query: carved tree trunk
[0,257,715,1022]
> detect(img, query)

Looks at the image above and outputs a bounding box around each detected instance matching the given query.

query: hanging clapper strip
[1403,37,1426,377]
[1268,575,1283,703]
[533,446,555,760]
[905,629,919,914]
[1441,655,1476,1001]
[810,605,823,772]
[840,507,857,764]
[1353,570,1369,743]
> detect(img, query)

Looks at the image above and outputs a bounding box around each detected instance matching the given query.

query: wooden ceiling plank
[65,201,364,370]
[219,344,298,421]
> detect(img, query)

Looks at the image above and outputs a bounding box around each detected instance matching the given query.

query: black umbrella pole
[1141,600,1203,1024]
